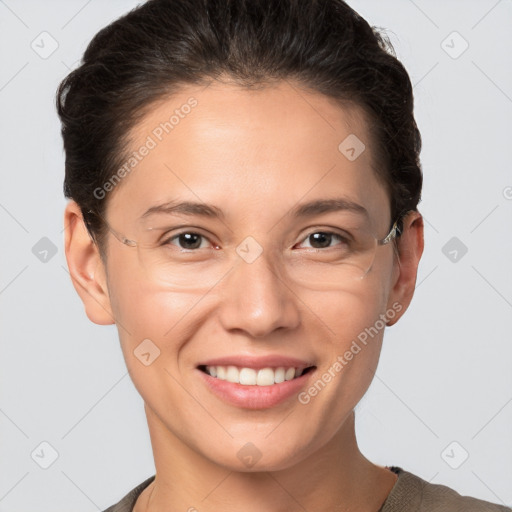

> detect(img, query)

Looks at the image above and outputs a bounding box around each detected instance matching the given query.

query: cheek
[105,256,200,375]
[306,268,393,393]
[106,278,200,414]
[310,267,392,345]
[106,247,201,335]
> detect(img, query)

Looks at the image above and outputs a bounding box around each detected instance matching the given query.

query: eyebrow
[141,197,368,221]
[291,197,368,219]
[141,200,225,220]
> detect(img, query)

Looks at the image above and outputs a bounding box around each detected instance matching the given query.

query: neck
[135,405,397,512]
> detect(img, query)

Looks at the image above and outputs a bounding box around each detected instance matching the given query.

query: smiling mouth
[197,364,316,386]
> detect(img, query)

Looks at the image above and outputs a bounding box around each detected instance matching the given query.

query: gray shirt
[103,466,511,511]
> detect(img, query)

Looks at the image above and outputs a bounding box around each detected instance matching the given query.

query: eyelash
[161,229,350,251]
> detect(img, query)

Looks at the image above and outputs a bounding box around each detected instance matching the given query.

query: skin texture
[64,79,424,512]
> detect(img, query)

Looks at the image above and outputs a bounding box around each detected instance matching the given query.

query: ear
[63,200,115,325]
[385,210,424,326]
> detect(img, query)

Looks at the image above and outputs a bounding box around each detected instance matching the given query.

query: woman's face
[84,80,413,471]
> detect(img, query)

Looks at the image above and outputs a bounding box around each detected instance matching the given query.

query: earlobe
[63,201,115,325]
[385,211,424,326]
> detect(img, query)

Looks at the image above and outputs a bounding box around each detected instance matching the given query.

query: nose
[218,248,301,338]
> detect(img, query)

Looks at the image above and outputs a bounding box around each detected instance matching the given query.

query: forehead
[107,79,389,227]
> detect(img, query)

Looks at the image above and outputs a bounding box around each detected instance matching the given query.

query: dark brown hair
[56,0,422,252]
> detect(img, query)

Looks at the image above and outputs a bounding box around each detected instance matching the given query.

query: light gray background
[1,0,511,510]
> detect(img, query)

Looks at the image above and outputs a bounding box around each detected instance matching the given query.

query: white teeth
[285,367,295,381]
[257,368,274,386]
[204,365,308,386]
[226,365,239,382]
[239,368,257,385]
[274,367,285,383]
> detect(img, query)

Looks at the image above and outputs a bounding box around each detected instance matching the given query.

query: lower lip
[196,368,316,410]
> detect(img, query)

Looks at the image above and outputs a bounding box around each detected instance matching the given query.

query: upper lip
[197,355,316,370]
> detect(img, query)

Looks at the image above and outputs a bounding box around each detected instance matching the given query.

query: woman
[56,0,510,510]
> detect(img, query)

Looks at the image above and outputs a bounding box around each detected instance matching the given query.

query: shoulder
[102,475,156,512]
[381,466,511,512]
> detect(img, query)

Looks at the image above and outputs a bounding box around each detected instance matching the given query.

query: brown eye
[298,231,347,250]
